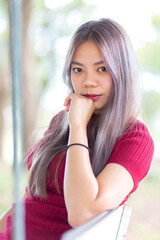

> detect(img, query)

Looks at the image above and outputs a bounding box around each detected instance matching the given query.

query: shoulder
[114,120,154,157]
[112,119,154,164]
[117,120,153,143]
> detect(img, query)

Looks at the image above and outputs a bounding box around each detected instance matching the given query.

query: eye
[73,67,83,73]
[98,66,106,72]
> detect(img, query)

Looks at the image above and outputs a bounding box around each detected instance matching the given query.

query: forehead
[72,40,103,61]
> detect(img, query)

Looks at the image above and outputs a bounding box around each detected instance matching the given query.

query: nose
[83,72,98,88]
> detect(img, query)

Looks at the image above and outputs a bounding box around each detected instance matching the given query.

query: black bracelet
[66,143,90,152]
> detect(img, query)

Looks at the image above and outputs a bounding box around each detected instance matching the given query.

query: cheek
[71,78,81,93]
[108,76,113,91]
[70,76,76,91]
[109,81,113,93]
[104,78,113,95]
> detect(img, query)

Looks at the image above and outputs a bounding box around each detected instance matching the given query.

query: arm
[63,93,134,227]
[0,192,27,232]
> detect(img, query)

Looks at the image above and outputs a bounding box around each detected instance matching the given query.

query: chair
[61,205,132,240]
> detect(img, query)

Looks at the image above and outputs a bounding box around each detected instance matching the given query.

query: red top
[0,113,154,240]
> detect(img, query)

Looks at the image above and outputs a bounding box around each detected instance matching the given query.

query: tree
[7,0,39,155]
[0,0,10,162]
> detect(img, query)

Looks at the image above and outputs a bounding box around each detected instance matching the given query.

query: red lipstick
[84,94,102,101]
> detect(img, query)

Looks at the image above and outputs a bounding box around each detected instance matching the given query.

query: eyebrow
[71,60,104,66]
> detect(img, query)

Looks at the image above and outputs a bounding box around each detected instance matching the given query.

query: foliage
[0,0,96,94]
[136,13,160,141]
[137,40,160,75]
[142,91,160,140]
[0,0,97,159]
[29,0,96,93]
[137,14,160,75]
[152,14,160,33]
[143,91,160,121]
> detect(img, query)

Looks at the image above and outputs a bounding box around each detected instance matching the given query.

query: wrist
[68,125,88,145]
[67,143,90,152]
[69,124,87,133]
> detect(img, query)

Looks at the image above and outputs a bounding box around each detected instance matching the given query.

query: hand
[64,93,95,128]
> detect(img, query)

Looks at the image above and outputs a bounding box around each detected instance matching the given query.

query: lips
[83,94,102,101]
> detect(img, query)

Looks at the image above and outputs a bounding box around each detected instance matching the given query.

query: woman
[0,18,154,240]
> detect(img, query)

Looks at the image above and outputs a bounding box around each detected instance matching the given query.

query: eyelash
[72,67,82,73]
[72,66,106,73]
[98,67,106,72]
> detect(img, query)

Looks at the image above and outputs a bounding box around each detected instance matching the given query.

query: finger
[64,97,71,112]
[64,95,71,106]
[64,101,70,112]
[65,105,70,112]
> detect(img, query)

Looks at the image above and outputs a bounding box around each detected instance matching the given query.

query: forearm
[64,126,99,225]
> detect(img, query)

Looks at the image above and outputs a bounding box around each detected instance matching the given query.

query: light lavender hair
[28,18,141,198]
[63,18,141,175]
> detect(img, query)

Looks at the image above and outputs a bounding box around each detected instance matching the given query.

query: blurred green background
[0,0,160,239]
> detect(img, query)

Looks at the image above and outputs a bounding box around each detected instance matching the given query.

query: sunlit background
[0,0,160,239]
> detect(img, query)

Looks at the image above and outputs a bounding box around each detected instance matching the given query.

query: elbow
[68,215,80,228]
[68,215,82,228]
[67,210,93,228]
[67,194,120,228]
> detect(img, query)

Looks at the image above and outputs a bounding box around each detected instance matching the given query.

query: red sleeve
[26,111,65,170]
[107,120,154,193]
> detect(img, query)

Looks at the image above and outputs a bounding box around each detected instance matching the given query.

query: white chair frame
[61,205,132,240]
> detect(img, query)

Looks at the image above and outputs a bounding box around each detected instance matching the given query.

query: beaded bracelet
[66,143,90,152]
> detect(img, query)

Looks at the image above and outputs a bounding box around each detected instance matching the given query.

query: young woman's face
[71,41,113,114]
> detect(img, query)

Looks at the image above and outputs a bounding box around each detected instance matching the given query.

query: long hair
[27,18,141,198]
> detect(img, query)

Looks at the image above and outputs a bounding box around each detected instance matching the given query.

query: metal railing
[10,0,25,239]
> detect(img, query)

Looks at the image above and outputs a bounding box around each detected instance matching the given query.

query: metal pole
[10,0,25,239]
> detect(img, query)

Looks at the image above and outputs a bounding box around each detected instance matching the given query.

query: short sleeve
[107,120,154,193]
